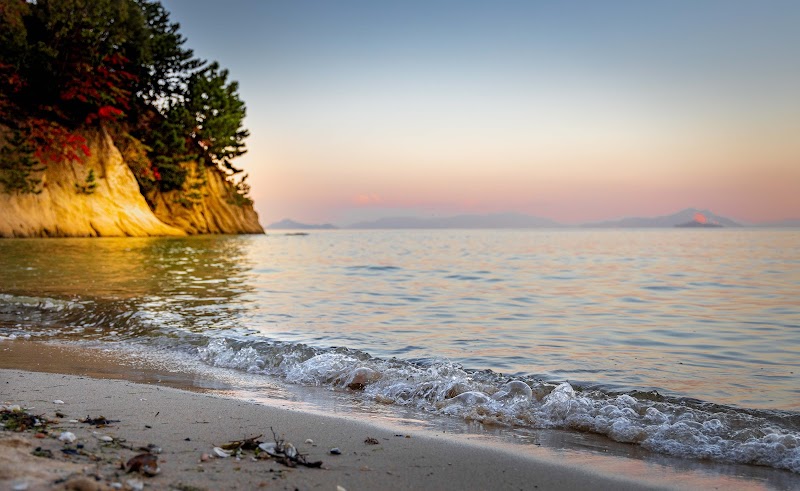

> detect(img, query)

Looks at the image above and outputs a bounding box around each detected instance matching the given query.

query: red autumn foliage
[60,53,137,125]
[27,118,91,166]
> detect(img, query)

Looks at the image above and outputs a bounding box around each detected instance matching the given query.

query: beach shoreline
[1,340,798,490]
[0,367,679,491]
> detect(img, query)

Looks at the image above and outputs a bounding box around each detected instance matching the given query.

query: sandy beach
[0,368,679,491]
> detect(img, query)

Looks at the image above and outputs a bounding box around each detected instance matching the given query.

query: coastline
[1,341,798,490]
[1,368,671,491]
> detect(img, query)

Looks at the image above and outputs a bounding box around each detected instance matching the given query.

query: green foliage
[228,173,253,206]
[114,131,157,193]
[184,62,249,175]
[75,168,99,194]
[0,125,45,194]
[0,0,249,197]
[134,0,202,108]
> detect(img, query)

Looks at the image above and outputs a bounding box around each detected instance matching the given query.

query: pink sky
[163,0,800,226]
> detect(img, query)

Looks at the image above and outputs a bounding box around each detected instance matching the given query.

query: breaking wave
[2,292,799,474]
[198,337,800,474]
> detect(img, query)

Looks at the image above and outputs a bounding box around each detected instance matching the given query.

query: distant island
[348,212,561,229]
[272,208,800,230]
[583,208,739,228]
[266,219,338,230]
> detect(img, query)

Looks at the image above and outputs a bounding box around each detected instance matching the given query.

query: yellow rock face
[0,128,263,238]
[148,160,264,235]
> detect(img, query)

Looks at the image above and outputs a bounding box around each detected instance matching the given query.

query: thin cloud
[352,193,383,206]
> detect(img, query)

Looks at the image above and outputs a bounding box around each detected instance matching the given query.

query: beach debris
[126,478,144,491]
[212,429,322,468]
[1,406,47,432]
[53,400,64,404]
[213,447,232,458]
[32,446,54,458]
[81,415,120,427]
[221,434,263,452]
[126,453,161,476]
[138,443,162,454]
[329,447,341,455]
[257,427,323,468]
[59,431,77,443]
[364,437,380,445]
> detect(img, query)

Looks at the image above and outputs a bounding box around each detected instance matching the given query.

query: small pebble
[34,433,46,439]
[99,435,114,442]
[329,447,341,455]
[337,486,347,491]
[58,431,76,443]
[200,453,210,462]
[52,400,64,405]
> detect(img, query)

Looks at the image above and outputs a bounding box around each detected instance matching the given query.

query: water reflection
[1,230,799,410]
[0,236,255,299]
[0,236,258,339]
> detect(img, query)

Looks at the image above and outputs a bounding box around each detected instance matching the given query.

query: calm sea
[1,230,799,474]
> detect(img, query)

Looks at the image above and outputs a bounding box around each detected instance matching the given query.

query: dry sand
[0,368,671,491]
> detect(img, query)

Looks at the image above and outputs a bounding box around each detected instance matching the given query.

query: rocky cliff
[0,128,263,238]
[147,160,264,235]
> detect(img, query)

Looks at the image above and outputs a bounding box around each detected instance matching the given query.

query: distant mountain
[583,208,742,228]
[266,219,338,230]
[348,212,562,229]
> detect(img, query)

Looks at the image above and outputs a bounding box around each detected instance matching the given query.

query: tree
[0,0,250,200]
[183,62,249,174]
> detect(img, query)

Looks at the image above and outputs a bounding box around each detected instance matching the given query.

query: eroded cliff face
[147,161,263,235]
[0,128,186,238]
[0,128,263,238]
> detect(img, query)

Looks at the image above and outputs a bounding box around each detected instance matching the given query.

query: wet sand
[0,368,680,491]
[3,339,798,490]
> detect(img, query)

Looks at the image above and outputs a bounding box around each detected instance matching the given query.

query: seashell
[304,439,314,444]
[213,447,231,458]
[258,442,278,456]
[52,400,64,405]
[58,432,77,443]
[283,443,297,459]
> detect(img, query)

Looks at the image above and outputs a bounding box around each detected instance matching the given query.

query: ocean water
[1,230,799,476]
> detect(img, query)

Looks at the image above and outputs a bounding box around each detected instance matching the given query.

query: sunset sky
[161,0,800,225]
